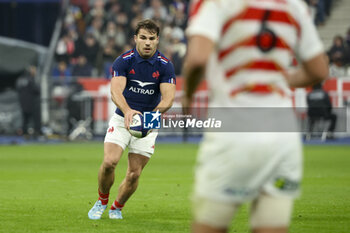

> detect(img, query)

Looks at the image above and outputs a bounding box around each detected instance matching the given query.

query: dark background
[0,0,60,46]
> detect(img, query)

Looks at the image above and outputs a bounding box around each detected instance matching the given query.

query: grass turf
[0,143,349,233]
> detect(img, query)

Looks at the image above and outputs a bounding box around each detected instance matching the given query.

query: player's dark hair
[135,19,159,36]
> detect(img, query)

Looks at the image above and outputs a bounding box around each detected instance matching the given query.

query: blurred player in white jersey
[183,0,328,232]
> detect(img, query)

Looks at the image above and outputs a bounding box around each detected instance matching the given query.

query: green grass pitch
[0,143,349,233]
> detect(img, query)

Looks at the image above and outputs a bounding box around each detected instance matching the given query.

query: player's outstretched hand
[124,109,142,130]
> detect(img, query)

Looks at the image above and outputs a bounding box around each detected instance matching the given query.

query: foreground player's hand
[124,109,142,130]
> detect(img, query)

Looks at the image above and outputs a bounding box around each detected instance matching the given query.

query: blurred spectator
[55,32,75,63]
[170,27,186,75]
[169,0,187,29]
[327,35,348,66]
[67,26,81,45]
[129,0,146,19]
[52,61,72,84]
[70,0,89,14]
[72,55,93,77]
[315,0,325,26]
[143,0,168,21]
[324,0,333,17]
[159,24,173,53]
[307,83,337,139]
[170,0,186,13]
[328,35,349,77]
[64,5,83,29]
[105,1,122,22]
[329,64,347,77]
[64,5,86,37]
[16,65,41,136]
[66,82,86,134]
[85,0,106,26]
[86,16,104,42]
[115,12,129,27]
[100,37,119,78]
[75,33,100,67]
[100,21,126,48]
[54,0,192,78]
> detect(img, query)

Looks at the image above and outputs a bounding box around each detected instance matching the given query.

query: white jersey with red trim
[186,0,324,107]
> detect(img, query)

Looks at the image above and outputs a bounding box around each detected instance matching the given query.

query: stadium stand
[54,0,188,78]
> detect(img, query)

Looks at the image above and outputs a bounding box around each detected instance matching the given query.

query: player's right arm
[111,55,141,129]
[110,76,141,129]
[285,1,329,87]
[183,35,215,108]
[183,0,222,110]
[286,54,329,88]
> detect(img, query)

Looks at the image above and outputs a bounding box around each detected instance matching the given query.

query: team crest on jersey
[152,71,160,79]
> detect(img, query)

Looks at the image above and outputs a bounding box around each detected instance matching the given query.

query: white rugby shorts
[193,132,303,203]
[104,113,158,157]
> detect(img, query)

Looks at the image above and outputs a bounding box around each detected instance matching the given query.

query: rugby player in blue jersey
[88,19,176,220]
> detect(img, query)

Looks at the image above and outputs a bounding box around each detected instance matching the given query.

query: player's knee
[126,170,141,183]
[102,156,118,172]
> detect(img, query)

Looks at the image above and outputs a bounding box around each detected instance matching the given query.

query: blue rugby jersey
[111,48,176,116]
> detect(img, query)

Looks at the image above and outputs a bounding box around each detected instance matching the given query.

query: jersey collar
[135,48,159,65]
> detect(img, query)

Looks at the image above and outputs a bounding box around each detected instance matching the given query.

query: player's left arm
[153,83,176,113]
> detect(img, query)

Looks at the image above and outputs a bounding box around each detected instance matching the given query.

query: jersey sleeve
[296,2,324,61]
[186,0,224,43]
[111,56,129,78]
[160,61,176,84]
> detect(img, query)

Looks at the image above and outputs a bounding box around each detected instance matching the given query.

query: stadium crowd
[301,0,350,77]
[52,0,346,82]
[327,30,350,77]
[53,0,187,82]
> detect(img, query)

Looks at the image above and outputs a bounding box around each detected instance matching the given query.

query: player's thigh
[127,153,150,173]
[103,142,124,166]
[103,114,131,165]
[104,114,131,148]
[250,193,293,229]
[192,195,240,229]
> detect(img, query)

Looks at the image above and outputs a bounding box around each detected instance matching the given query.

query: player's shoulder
[113,49,135,67]
[156,51,171,66]
[120,49,136,61]
[283,0,309,17]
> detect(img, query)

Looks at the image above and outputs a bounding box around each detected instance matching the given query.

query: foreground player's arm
[110,76,141,129]
[153,83,176,113]
[286,53,329,88]
[286,1,329,88]
[183,35,215,103]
